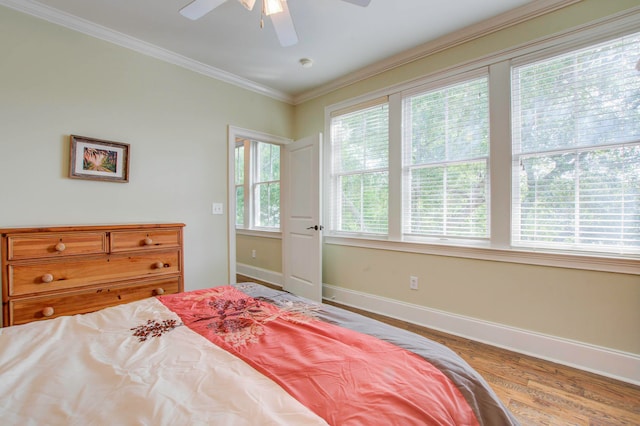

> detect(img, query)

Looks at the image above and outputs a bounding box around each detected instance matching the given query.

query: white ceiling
[3,0,573,103]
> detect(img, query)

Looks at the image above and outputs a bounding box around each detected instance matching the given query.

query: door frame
[227,126,292,284]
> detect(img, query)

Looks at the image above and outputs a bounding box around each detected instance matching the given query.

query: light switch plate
[212,202,224,215]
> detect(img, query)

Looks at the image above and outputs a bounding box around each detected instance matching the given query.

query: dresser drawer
[8,278,181,326]
[110,229,182,252]
[8,250,181,296]
[2,223,185,327]
[6,232,107,260]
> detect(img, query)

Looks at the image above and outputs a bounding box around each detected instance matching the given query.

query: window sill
[236,229,282,239]
[323,235,639,275]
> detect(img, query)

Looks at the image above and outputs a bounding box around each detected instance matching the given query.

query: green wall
[236,234,283,273]
[0,6,294,291]
[296,0,640,355]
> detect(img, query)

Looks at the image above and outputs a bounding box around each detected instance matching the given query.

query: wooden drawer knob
[41,273,54,283]
[153,261,164,269]
[55,242,66,252]
[144,237,153,246]
[42,306,55,317]
[154,288,165,295]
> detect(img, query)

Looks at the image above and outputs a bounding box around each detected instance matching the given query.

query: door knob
[306,225,324,231]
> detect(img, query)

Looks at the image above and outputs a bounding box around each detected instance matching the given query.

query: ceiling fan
[179,0,371,47]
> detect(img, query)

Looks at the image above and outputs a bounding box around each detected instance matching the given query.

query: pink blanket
[160,286,479,425]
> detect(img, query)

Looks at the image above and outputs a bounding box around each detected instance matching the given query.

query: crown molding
[0,0,592,106]
[0,0,294,104]
[292,0,582,104]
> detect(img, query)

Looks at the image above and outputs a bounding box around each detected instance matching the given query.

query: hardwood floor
[237,275,640,425]
[361,310,640,426]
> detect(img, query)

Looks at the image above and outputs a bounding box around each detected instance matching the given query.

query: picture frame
[69,135,130,182]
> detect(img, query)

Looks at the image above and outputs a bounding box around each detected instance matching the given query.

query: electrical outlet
[251,249,256,259]
[410,276,419,290]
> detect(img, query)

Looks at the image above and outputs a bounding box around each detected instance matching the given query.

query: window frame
[329,97,390,236]
[235,137,283,233]
[509,34,640,255]
[323,15,640,274]
[401,72,491,241]
[253,141,281,230]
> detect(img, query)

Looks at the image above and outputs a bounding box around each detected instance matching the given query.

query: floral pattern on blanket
[167,286,319,348]
[131,319,181,342]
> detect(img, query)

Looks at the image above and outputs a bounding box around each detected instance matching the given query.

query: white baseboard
[322,284,640,386]
[236,263,283,288]
[235,264,639,385]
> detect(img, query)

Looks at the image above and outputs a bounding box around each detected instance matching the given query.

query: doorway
[227,126,291,286]
[228,127,323,302]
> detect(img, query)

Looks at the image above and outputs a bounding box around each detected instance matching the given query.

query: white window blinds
[402,76,489,239]
[511,32,640,254]
[330,99,389,234]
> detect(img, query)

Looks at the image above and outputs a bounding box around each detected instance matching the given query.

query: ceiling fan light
[239,0,256,10]
[263,0,283,15]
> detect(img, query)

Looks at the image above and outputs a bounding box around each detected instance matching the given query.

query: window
[329,99,389,235]
[254,142,281,228]
[235,138,281,230]
[326,26,640,265]
[512,33,640,254]
[234,143,245,227]
[403,76,489,239]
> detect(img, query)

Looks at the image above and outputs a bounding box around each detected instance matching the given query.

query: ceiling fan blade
[340,0,371,6]
[270,1,298,47]
[238,0,256,11]
[180,0,228,20]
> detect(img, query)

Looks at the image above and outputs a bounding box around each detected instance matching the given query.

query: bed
[0,281,519,425]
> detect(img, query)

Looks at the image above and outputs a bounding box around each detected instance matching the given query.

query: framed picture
[69,135,130,182]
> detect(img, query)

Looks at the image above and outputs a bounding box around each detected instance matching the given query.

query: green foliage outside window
[513,33,640,252]
[404,77,489,238]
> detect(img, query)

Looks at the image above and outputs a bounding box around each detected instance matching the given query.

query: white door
[282,134,322,302]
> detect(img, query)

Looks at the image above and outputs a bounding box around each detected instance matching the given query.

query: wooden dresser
[1,223,185,327]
